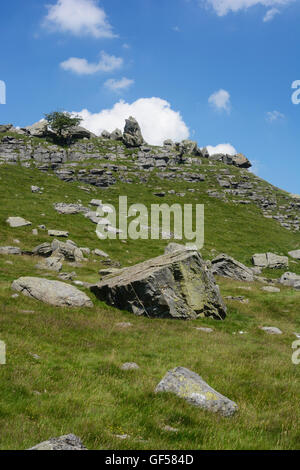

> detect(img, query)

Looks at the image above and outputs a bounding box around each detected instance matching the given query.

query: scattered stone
[93,248,110,258]
[155,367,238,417]
[48,230,69,238]
[31,185,42,193]
[11,293,19,299]
[7,216,31,228]
[211,254,254,282]
[261,286,280,293]
[91,250,227,320]
[12,277,93,308]
[252,253,288,269]
[225,296,249,303]
[28,434,87,451]
[280,272,300,290]
[58,272,77,281]
[288,249,300,260]
[0,246,21,255]
[116,322,132,328]
[33,243,53,257]
[260,326,283,335]
[195,327,213,333]
[32,229,38,236]
[121,362,140,370]
[54,203,88,215]
[162,425,179,433]
[35,257,63,272]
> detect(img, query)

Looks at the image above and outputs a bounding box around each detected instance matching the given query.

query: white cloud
[104,77,134,92]
[60,51,123,75]
[204,0,293,19]
[208,89,231,112]
[206,143,237,155]
[44,0,116,38]
[263,7,280,21]
[71,97,190,145]
[266,110,285,122]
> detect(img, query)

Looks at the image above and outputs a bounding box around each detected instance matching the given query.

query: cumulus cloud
[208,89,231,112]
[60,51,123,75]
[266,110,285,122]
[104,77,135,92]
[263,7,280,21]
[71,97,190,145]
[204,0,293,20]
[206,143,237,155]
[44,0,116,38]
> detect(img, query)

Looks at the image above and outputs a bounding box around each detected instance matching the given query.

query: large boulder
[51,239,84,263]
[252,253,288,269]
[155,367,238,417]
[12,277,93,307]
[280,272,300,290]
[123,116,144,147]
[211,254,254,282]
[90,250,227,320]
[28,434,87,451]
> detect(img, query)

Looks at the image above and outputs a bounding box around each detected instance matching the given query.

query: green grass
[0,162,299,450]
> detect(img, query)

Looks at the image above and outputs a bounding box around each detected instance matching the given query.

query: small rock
[121,362,140,370]
[48,230,69,238]
[162,425,179,433]
[260,326,283,335]
[195,327,213,333]
[116,322,132,328]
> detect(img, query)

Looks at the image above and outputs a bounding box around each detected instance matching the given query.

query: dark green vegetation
[0,139,299,450]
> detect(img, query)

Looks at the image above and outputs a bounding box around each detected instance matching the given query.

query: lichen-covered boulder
[155,367,238,417]
[90,250,226,320]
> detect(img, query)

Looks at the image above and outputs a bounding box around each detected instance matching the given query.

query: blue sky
[0,0,300,193]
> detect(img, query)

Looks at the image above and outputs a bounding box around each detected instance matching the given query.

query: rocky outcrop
[25,121,52,138]
[90,250,227,320]
[123,116,144,147]
[155,367,238,417]
[211,254,254,282]
[12,277,93,307]
[252,253,288,269]
[28,434,87,450]
[0,124,13,133]
[209,153,251,169]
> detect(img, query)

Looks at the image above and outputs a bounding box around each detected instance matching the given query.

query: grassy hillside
[0,158,299,450]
